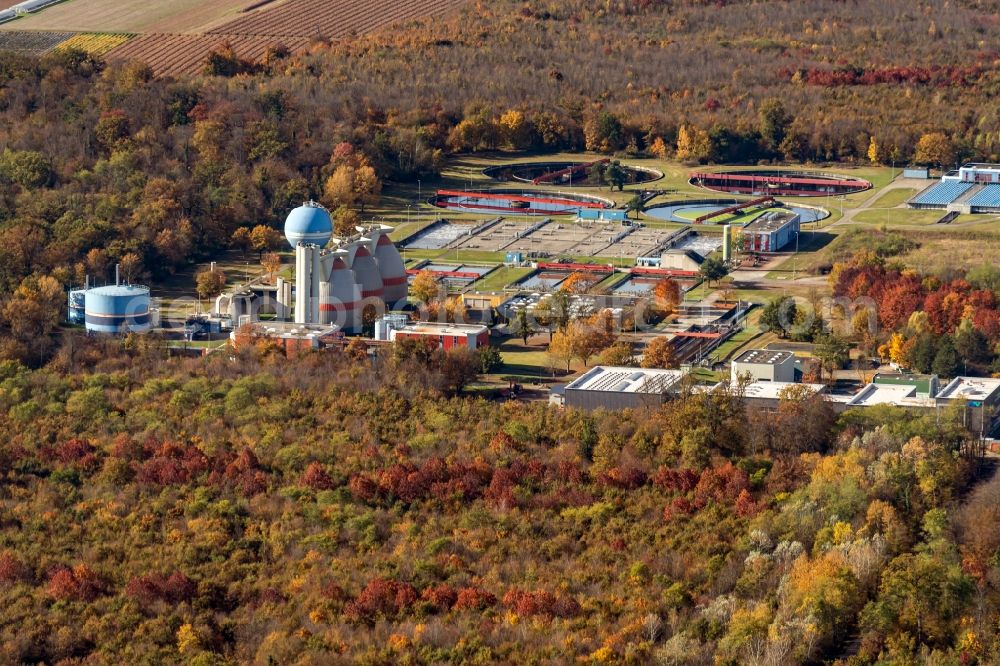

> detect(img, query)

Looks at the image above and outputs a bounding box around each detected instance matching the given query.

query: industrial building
[211,202,408,335]
[374,316,490,349]
[559,366,690,410]
[657,249,705,272]
[68,272,153,335]
[284,202,408,332]
[741,210,800,253]
[740,381,827,410]
[230,321,341,356]
[872,373,939,400]
[732,349,797,383]
[909,164,1000,213]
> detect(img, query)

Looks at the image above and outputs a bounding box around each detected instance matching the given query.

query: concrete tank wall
[372,228,408,307]
[348,243,384,301]
[322,253,362,334]
[84,285,151,334]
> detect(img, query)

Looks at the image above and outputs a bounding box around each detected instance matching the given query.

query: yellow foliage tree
[196,268,226,300]
[410,270,440,305]
[914,131,955,167]
[261,252,281,282]
[649,136,669,159]
[499,109,533,150]
[653,279,680,316]
[548,329,575,373]
[783,551,862,642]
[867,136,879,164]
[641,336,677,368]
[176,623,200,655]
[675,124,711,162]
[323,164,358,209]
[334,206,361,237]
[559,272,591,294]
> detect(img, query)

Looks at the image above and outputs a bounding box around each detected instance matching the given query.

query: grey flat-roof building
[563,366,689,410]
[732,349,796,383]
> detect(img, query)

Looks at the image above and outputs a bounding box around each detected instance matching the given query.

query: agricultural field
[0,0,471,75]
[0,29,74,53]
[0,0,255,34]
[54,32,130,56]
[105,33,310,76]
[207,0,470,38]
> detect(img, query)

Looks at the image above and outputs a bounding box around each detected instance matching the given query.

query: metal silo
[320,249,362,333]
[370,225,408,308]
[346,240,384,301]
[84,284,151,334]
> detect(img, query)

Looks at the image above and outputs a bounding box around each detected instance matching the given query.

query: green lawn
[709,323,766,362]
[472,266,534,291]
[672,205,773,225]
[870,187,918,208]
[593,272,629,292]
[497,338,562,378]
[853,208,947,226]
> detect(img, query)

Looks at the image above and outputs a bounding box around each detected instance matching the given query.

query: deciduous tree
[641,336,677,369]
[196,268,226,300]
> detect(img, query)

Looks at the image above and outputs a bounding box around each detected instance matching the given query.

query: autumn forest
[2,0,1000,664]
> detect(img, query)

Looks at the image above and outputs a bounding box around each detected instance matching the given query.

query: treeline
[0,338,993,663]
[1,0,1000,359]
[287,0,1000,164]
[830,248,1000,376]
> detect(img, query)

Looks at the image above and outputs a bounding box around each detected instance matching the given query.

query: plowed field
[0,30,75,53]
[0,0,255,33]
[208,0,469,37]
[0,0,470,76]
[105,33,310,76]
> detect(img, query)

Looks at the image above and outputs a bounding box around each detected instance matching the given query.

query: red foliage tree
[484,468,516,511]
[553,459,586,484]
[454,586,497,611]
[344,577,419,624]
[421,583,458,612]
[598,466,647,490]
[126,571,196,605]
[0,550,29,584]
[502,588,580,618]
[693,463,749,507]
[663,496,695,520]
[47,564,102,602]
[301,462,335,491]
[734,489,762,518]
[652,467,699,494]
[136,440,209,486]
[349,457,494,506]
[208,446,268,496]
[877,279,925,331]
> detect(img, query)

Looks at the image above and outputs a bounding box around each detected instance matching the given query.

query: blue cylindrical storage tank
[84,285,151,334]
[284,201,333,249]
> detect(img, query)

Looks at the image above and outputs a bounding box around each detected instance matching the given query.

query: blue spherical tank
[84,285,151,334]
[284,201,333,248]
